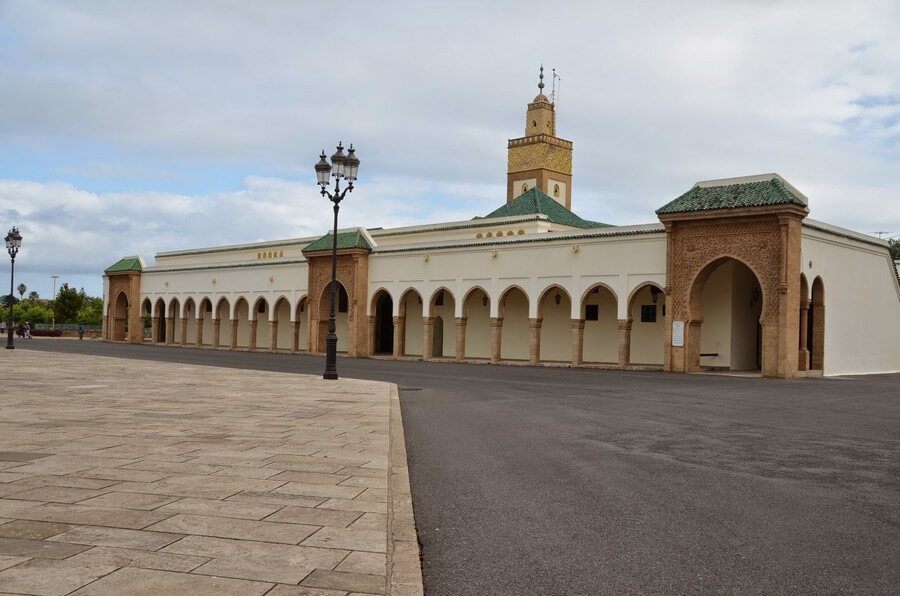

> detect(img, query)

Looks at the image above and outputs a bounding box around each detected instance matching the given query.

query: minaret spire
[538,64,545,94]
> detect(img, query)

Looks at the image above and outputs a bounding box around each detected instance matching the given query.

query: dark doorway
[375,293,394,354]
[433,316,444,357]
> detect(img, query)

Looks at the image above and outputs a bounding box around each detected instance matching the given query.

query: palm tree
[28,291,40,302]
[17,283,26,300]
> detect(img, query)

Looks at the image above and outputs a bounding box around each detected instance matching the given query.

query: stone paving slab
[0,349,422,595]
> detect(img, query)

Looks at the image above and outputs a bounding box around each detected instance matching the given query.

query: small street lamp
[315,142,360,380]
[5,227,22,350]
[50,274,59,330]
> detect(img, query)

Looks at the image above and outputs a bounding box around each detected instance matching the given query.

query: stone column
[248,320,258,350]
[490,317,503,363]
[230,319,238,350]
[165,317,175,345]
[422,316,434,360]
[617,319,632,368]
[811,302,825,371]
[213,319,221,348]
[392,316,404,357]
[529,318,542,364]
[798,298,810,371]
[292,321,301,352]
[270,321,278,352]
[455,317,467,361]
[196,317,204,347]
[180,319,188,346]
[151,316,159,343]
[571,319,584,366]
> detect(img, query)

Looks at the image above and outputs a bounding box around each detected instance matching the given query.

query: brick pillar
[571,319,584,366]
[270,321,278,352]
[455,317,467,361]
[292,321,301,352]
[529,318,542,364]
[213,319,221,348]
[180,319,188,346]
[617,319,632,368]
[230,319,238,350]
[248,320,258,350]
[367,315,376,356]
[798,298,810,371]
[196,317,204,347]
[811,303,824,371]
[685,320,702,372]
[422,316,434,360]
[166,317,175,345]
[490,317,503,363]
[392,316,404,357]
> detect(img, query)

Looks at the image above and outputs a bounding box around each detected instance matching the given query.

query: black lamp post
[5,227,22,350]
[315,142,360,380]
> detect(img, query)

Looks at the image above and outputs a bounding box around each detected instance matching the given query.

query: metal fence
[33,323,102,332]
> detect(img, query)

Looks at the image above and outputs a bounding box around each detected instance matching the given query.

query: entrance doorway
[373,291,394,354]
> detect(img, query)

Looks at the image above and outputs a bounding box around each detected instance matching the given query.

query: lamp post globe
[314,143,360,380]
[5,226,22,350]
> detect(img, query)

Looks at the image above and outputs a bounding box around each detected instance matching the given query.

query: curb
[386,383,424,595]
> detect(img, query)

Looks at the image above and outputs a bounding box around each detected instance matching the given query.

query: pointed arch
[399,288,424,356]
[233,296,251,348]
[429,287,456,358]
[499,285,529,360]
[273,295,292,351]
[153,298,167,343]
[252,297,271,349]
[318,281,349,353]
[370,288,394,355]
[627,282,666,366]
[810,276,825,371]
[111,291,129,341]
[295,295,309,352]
[198,297,213,346]
[582,283,618,364]
[183,297,198,345]
[462,286,490,359]
[537,284,572,362]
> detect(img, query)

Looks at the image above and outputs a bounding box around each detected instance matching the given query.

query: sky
[1,0,898,299]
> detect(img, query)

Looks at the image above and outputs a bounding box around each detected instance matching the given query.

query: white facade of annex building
[102,80,900,379]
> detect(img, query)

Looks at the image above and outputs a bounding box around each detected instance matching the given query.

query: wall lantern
[650,286,661,304]
[555,290,561,305]
[482,295,488,307]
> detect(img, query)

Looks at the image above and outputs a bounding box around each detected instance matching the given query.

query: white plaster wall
[404,292,424,356]
[511,178,537,198]
[540,293,572,361]
[700,262,732,368]
[255,302,271,348]
[500,289,529,360]
[629,285,665,365]
[547,179,567,205]
[297,301,309,351]
[464,290,491,359]
[801,226,900,375]
[583,288,618,363]
[185,301,197,344]
[730,263,762,371]
[235,301,250,347]
[275,300,292,350]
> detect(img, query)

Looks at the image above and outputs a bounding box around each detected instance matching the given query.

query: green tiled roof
[657,177,807,215]
[481,188,609,229]
[302,229,373,253]
[105,256,143,273]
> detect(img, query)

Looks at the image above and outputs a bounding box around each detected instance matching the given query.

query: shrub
[31,328,62,337]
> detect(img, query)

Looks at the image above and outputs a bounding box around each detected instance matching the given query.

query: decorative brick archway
[104,270,142,343]
[305,249,369,357]
[660,205,806,378]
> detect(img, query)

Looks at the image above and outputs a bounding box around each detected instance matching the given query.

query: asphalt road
[15,340,900,594]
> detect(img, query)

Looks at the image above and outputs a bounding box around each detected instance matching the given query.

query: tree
[76,297,103,326]
[889,238,900,260]
[17,283,26,299]
[53,283,86,324]
[27,291,40,302]
[13,302,53,325]
[0,294,18,308]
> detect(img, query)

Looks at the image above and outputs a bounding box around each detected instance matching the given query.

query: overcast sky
[1,0,898,299]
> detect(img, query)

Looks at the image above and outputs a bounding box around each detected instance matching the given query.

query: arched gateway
[657,174,810,378]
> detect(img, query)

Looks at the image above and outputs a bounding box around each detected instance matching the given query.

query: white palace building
[102,77,900,379]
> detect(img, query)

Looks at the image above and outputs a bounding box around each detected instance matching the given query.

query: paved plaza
[0,348,421,595]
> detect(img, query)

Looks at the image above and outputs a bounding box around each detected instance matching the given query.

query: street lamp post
[5,227,23,350]
[50,274,58,330]
[315,142,360,380]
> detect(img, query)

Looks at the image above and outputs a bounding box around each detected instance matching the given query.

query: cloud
[0,0,898,295]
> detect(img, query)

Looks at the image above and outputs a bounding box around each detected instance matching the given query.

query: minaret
[507,66,574,208]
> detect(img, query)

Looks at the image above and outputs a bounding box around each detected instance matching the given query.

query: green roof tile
[657,177,807,215]
[302,229,373,253]
[481,188,609,229]
[104,256,143,273]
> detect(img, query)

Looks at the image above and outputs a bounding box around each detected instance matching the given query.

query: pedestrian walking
[78,324,85,340]
[24,322,32,339]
